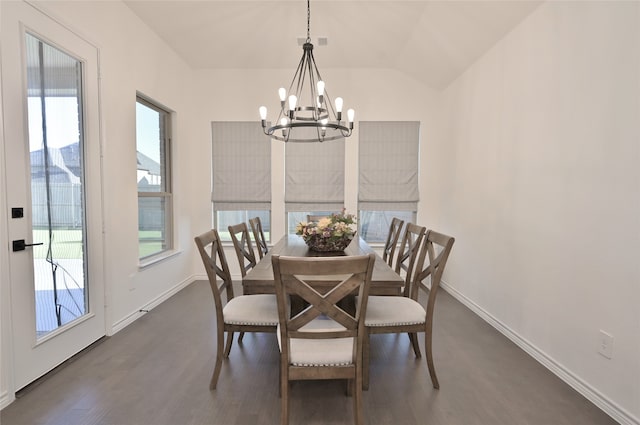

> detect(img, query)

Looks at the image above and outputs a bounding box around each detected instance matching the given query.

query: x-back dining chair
[249,216,269,260]
[228,222,257,277]
[194,229,278,389]
[382,217,404,267]
[363,229,455,390]
[272,253,376,425]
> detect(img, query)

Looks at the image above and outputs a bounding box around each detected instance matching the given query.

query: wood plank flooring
[1,280,618,425]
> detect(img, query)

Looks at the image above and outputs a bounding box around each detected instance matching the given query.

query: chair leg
[223,331,234,357]
[210,329,225,390]
[281,367,289,425]
[409,332,422,358]
[238,331,245,343]
[355,361,364,425]
[425,332,439,389]
[363,331,370,390]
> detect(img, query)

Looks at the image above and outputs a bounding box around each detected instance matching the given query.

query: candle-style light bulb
[288,95,297,119]
[347,108,355,129]
[280,117,289,138]
[320,118,328,139]
[335,97,343,121]
[317,81,325,107]
[259,106,267,120]
[279,87,287,111]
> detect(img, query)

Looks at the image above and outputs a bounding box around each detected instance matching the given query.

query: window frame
[136,94,173,262]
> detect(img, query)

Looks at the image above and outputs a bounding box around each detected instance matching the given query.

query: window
[358,121,420,243]
[211,122,271,241]
[285,139,345,233]
[136,96,173,260]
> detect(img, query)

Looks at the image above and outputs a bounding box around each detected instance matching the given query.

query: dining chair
[271,253,376,425]
[194,229,278,389]
[249,216,269,259]
[363,229,455,390]
[228,222,257,277]
[382,217,404,267]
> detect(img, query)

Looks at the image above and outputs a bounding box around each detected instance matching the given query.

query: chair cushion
[364,296,426,327]
[223,294,279,326]
[278,317,355,367]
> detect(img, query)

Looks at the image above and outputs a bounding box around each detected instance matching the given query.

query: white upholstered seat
[278,318,353,367]
[224,294,279,326]
[365,296,426,327]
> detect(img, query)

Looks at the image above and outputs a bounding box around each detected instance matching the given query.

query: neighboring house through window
[136,95,173,260]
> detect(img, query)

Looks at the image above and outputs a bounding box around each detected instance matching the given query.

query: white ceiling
[124,0,542,89]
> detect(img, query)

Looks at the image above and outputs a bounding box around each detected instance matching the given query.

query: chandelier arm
[309,50,338,120]
[306,51,319,121]
[296,50,309,108]
[287,52,308,115]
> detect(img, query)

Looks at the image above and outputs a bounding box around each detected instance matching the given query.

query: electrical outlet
[598,330,614,359]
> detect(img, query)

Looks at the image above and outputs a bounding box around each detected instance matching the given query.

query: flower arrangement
[295,209,357,252]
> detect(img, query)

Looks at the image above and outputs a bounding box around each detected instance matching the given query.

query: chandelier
[259,0,354,143]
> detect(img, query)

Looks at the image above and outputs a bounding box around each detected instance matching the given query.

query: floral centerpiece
[295,209,357,252]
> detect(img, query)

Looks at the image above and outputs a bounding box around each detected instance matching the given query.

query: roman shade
[358,121,420,211]
[211,121,271,210]
[285,138,345,212]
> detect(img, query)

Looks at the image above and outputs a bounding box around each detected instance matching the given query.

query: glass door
[2,1,105,390]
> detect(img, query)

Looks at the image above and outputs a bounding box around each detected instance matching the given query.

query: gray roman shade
[285,138,345,212]
[358,121,420,211]
[211,121,271,210]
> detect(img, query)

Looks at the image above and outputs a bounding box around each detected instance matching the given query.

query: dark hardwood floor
[1,280,617,425]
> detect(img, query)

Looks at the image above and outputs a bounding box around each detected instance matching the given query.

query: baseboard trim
[110,275,197,335]
[0,390,13,410]
[440,281,638,425]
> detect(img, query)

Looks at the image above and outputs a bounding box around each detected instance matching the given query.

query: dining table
[242,234,404,296]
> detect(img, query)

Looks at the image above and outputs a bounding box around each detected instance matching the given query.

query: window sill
[138,249,182,270]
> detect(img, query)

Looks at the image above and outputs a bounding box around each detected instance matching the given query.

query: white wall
[436,2,639,423]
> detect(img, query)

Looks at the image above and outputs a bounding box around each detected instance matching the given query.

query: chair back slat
[249,217,269,259]
[228,222,257,276]
[395,223,426,295]
[382,217,404,267]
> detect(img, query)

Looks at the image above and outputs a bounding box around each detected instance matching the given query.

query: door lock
[12,239,43,252]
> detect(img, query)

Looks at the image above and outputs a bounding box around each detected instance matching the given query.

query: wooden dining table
[242,234,404,296]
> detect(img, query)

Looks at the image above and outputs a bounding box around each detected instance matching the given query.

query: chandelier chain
[306,0,311,42]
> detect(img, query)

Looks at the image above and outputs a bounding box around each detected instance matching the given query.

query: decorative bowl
[303,233,355,252]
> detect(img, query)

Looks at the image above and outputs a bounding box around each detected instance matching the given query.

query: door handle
[12,239,44,252]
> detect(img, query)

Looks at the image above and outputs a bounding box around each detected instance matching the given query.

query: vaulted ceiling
[124,0,542,89]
